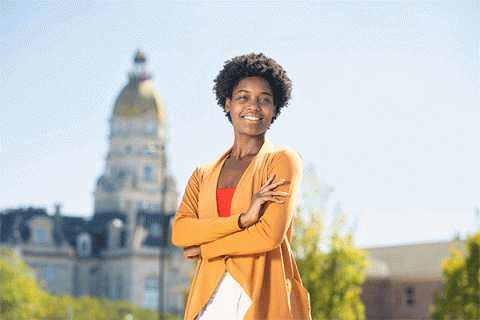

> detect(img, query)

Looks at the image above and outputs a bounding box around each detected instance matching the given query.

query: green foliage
[0,247,45,319]
[430,231,480,320]
[0,248,178,320]
[291,164,368,320]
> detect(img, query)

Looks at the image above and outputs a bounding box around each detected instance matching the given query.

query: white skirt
[197,271,252,320]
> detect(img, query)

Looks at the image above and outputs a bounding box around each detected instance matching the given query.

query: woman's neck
[229,134,265,160]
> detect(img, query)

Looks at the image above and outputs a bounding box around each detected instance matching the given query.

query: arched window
[143,276,158,309]
[35,229,46,244]
[143,165,153,182]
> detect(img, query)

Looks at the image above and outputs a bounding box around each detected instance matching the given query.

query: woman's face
[225,76,275,139]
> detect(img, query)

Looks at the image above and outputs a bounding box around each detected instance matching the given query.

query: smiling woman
[172,53,311,320]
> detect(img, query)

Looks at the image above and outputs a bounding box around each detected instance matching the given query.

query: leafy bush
[0,248,179,320]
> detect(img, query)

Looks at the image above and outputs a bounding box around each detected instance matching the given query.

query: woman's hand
[183,245,201,259]
[239,174,288,229]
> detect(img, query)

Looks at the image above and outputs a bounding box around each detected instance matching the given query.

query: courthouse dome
[112,49,166,122]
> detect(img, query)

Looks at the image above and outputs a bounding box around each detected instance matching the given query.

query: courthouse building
[0,49,193,314]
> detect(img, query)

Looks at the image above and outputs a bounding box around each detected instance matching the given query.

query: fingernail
[281,178,285,182]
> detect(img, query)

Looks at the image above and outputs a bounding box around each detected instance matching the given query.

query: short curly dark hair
[213,53,292,124]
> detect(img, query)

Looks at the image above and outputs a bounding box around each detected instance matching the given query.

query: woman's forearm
[172,213,242,247]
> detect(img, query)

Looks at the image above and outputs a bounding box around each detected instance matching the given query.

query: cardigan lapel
[202,139,275,219]
[229,139,274,217]
[201,145,233,218]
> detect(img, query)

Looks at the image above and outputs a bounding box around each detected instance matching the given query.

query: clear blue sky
[1,0,478,248]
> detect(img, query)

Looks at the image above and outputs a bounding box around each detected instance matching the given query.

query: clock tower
[93,49,177,217]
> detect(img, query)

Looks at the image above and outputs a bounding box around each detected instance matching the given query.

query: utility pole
[158,152,167,320]
[158,151,174,320]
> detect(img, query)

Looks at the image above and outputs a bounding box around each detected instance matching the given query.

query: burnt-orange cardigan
[172,140,311,320]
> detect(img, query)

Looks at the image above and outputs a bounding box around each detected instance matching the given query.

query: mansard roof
[1,207,176,257]
[0,207,49,243]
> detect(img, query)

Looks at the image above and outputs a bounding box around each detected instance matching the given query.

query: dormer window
[35,229,46,244]
[77,233,92,257]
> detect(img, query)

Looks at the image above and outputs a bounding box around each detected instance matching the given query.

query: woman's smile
[243,116,261,121]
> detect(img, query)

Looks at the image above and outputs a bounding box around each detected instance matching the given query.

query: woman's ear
[225,98,231,113]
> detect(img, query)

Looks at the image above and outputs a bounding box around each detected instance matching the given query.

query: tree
[430,231,480,320]
[291,164,368,320]
[0,248,177,320]
[0,247,46,319]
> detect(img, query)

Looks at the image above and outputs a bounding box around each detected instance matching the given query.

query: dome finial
[134,48,147,64]
[129,48,150,81]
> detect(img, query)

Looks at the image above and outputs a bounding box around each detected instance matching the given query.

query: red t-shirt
[216,187,236,218]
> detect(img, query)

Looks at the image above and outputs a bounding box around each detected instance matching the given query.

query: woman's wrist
[238,214,251,229]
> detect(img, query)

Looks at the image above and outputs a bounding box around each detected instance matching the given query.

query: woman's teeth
[244,116,260,121]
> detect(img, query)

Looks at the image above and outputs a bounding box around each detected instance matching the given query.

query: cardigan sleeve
[171,166,242,248]
[200,149,302,259]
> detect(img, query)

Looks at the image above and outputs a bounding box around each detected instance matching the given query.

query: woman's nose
[247,99,261,110]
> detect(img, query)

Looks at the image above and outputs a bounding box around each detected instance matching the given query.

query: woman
[172,53,311,320]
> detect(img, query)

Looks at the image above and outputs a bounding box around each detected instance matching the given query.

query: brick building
[361,240,465,320]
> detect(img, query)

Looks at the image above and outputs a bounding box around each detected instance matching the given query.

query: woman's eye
[238,96,248,100]
[260,98,272,104]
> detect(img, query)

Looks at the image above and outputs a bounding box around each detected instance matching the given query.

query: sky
[1,0,478,249]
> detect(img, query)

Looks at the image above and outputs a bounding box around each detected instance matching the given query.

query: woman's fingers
[265,196,284,203]
[183,245,201,259]
[260,174,276,189]
[262,179,287,193]
[256,194,286,204]
[260,175,287,192]
[270,191,289,196]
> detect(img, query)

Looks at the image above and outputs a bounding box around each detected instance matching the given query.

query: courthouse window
[116,276,123,300]
[143,165,153,182]
[404,286,415,308]
[43,265,56,281]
